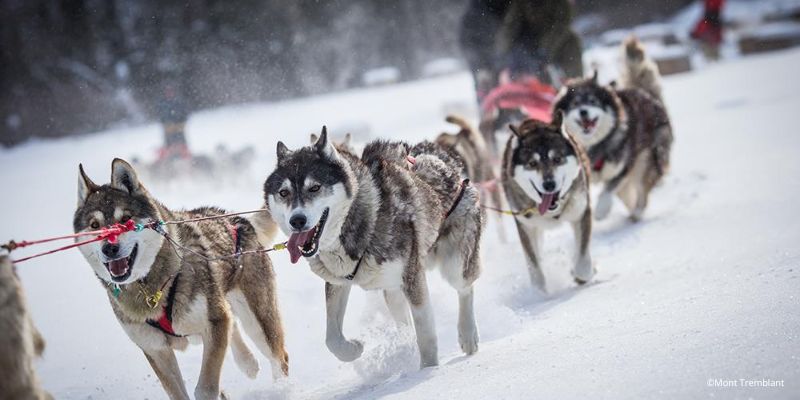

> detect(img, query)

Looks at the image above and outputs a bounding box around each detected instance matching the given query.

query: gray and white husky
[264,127,483,368]
[502,115,595,291]
[553,71,673,221]
[74,159,287,400]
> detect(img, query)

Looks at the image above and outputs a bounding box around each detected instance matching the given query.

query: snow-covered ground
[2,47,799,399]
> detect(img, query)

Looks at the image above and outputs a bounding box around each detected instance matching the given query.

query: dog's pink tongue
[287,230,312,264]
[108,258,129,277]
[538,193,556,215]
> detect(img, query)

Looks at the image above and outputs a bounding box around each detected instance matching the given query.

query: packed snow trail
[1,48,798,399]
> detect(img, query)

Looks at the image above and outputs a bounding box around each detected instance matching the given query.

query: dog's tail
[248,208,279,247]
[622,36,663,102]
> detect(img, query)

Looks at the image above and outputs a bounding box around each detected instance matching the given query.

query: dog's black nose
[543,180,556,192]
[102,243,120,258]
[289,214,307,230]
[579,109,588,118]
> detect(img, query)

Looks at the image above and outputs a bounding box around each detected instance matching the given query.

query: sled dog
[502,115,595,290]
[553,71,673,221]
[0,256,51,400]
[264,128,483,368]
[437,115,507,241]
[74,159,287,400]
[620,36,663,102]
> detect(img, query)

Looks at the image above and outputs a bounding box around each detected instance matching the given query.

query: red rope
[6,220,136,264]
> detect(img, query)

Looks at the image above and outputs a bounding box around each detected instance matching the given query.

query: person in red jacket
[691,0,725,59]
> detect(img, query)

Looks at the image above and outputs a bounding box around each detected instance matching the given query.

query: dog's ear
[590,69,598,84]
[78,163,99,207]
[508,123,522,137]
[309,133,318,145]
[314,126,337,158]
[277,141,290,161]
[110,158,142,195]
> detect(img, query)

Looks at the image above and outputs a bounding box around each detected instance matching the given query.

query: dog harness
[593,157,605,172]
[146,273,183,337]
[145,221,244,337]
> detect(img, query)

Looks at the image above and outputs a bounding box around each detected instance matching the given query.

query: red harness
[146,222,242,337]
[146,274,182,337]
[593,157,605,172]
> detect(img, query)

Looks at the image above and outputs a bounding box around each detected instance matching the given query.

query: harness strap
[345,253,366,281]
[593,157,605,172]
[445,179,470,219]
[146,273,184,337]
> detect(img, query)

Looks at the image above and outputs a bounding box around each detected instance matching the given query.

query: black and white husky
[264,127,484,368]
[553,71,673,221]
[502,114,595,291]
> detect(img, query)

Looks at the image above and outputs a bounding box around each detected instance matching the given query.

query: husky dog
[0,256,51,400]
[479,107,529,158]
[310,132,357,155]
[620,36,663,102]
[553,71,672,221]
[74,159,288,400]
[502,115,595,290]
[437,115,507,241]
[265,128,483,368]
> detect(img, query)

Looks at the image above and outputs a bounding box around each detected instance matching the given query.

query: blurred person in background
[156,84,191,162]
[691,0,725,59]
[459,0,584,102]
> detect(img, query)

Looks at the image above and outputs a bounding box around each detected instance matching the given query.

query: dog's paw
[326,337,364,362]
[236,353,260,380]
[419,355,440,369]
[458,326,479,355]
[194,386,220,400]
[594,193,612,220]
[572,258,596,285]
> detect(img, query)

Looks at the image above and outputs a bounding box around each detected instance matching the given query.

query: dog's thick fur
[502,116,595,290]
[265,128,483,368]
[0,256,51,400]
[437,115,507,241]
[620,36,663,102]
[74,159,287,400]
[553,72,673,221]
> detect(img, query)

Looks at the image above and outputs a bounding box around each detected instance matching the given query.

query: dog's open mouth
[531,183,560,215]
[577,116,599,133]
[104,244,137,282]
[287,208,328,264]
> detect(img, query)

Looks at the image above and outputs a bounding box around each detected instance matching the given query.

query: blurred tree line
[0,0,466,146]
[0,0,692,146]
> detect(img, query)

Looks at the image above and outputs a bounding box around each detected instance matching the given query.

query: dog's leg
[403,238,439,368]
[195,304,231,400]
[383,289,411,326]
[596,165,630,220]
[403,272,439,368]
[325,282,363,362]
[230,321,259,379]
[143,349,191,400]
[232,255,289,379]
[571,208,595,284]
[437,232,481,356]
[515,221,546,292]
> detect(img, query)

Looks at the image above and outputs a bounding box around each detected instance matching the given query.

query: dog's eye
[278,189,290,198]
[552,156,563,164]
[90,221,100,229]
[528,161,538,168]
[309,184,321,193]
